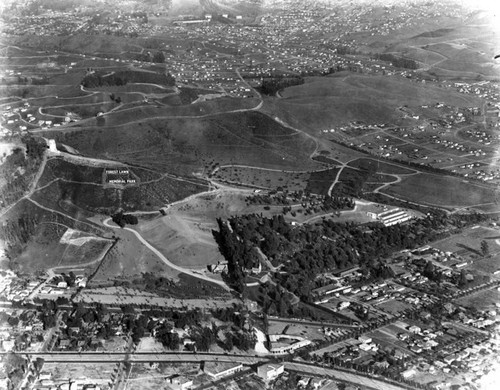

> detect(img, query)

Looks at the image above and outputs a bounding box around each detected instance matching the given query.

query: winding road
[102,217,231,291]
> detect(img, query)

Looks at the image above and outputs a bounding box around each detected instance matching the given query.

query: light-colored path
[102,218,230,291]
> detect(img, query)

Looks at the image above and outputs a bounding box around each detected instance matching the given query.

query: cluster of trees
[111,212,138,228]
[153,309,255,352]
[0,214,38,260]
[0,136,47,209]
[246,191,354,215]
[109,93,122,104]
[211,306,246,328]
[321,195,355,211]
[82,70,176,88]
[214,211,489,300]
[134,51,166,63]
[374,53,419,69]
[155,321,180,349]
[258,76,305,95]
[222,330,256,351]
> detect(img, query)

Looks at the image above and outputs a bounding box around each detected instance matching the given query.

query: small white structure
[401,368,416,379]
[204,362,243,380]
[48,139,60,154]
[167,375,194,390]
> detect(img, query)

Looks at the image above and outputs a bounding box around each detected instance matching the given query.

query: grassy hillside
[34,159,207,213]
[382,173,499,208]
[54,111,319,175]
[270,73,483,131]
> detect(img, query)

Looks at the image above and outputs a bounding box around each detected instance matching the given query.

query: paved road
[285,362,417,390]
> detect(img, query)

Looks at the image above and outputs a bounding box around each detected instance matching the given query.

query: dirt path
[0,150,48,218]
[102,218,230,291]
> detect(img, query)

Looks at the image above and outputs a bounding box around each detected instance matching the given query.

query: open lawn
[432,226,500,260]
[348,158,415,175]
[90,220,176,282]
[271,73,482,131]
[42,102,117,118]
[381,173,499,208]
[213,166,311,192]
[42,362,115,385]
[455,287,500,311]
[15,224,112,274]
[305,168,341,195]
[136,210,224,269]
[27,91,109,107]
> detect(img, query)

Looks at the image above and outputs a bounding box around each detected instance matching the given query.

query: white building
[257,364,285,381]
[368,208,411,226]
[48,139,59,154]
[167,375,193,390]
[269,335,312,355]
[204,362,243,380]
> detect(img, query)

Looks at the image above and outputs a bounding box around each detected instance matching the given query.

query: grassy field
[455,287,500,311]
[213,166,311,192]
[432,226,500,265]
[305,168,341,195]
[348,158,415,175]
[96,83,174,95]
[312,155,342,165]
[15,226,112,274]
[43,102,117,118]
[381,173,498,207]
[0,84,87,99]
[90,220,175,282]
[270,73,482,131]
[2,198,110,273]
[135,191,263,269]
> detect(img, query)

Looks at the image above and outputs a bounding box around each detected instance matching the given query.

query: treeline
[0,136,46,213]
[111,211,138,228]
[213,212,488,299]
[374,53,419,69]
[135,51,167,64]
[259,76,305,95]
[246,191,354,214]
[0,214,38,259]
[81,70,175,88]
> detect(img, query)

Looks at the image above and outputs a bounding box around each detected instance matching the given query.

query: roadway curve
[102,218,230,291]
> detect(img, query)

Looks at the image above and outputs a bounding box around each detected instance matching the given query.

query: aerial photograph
[0,0,499,389]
